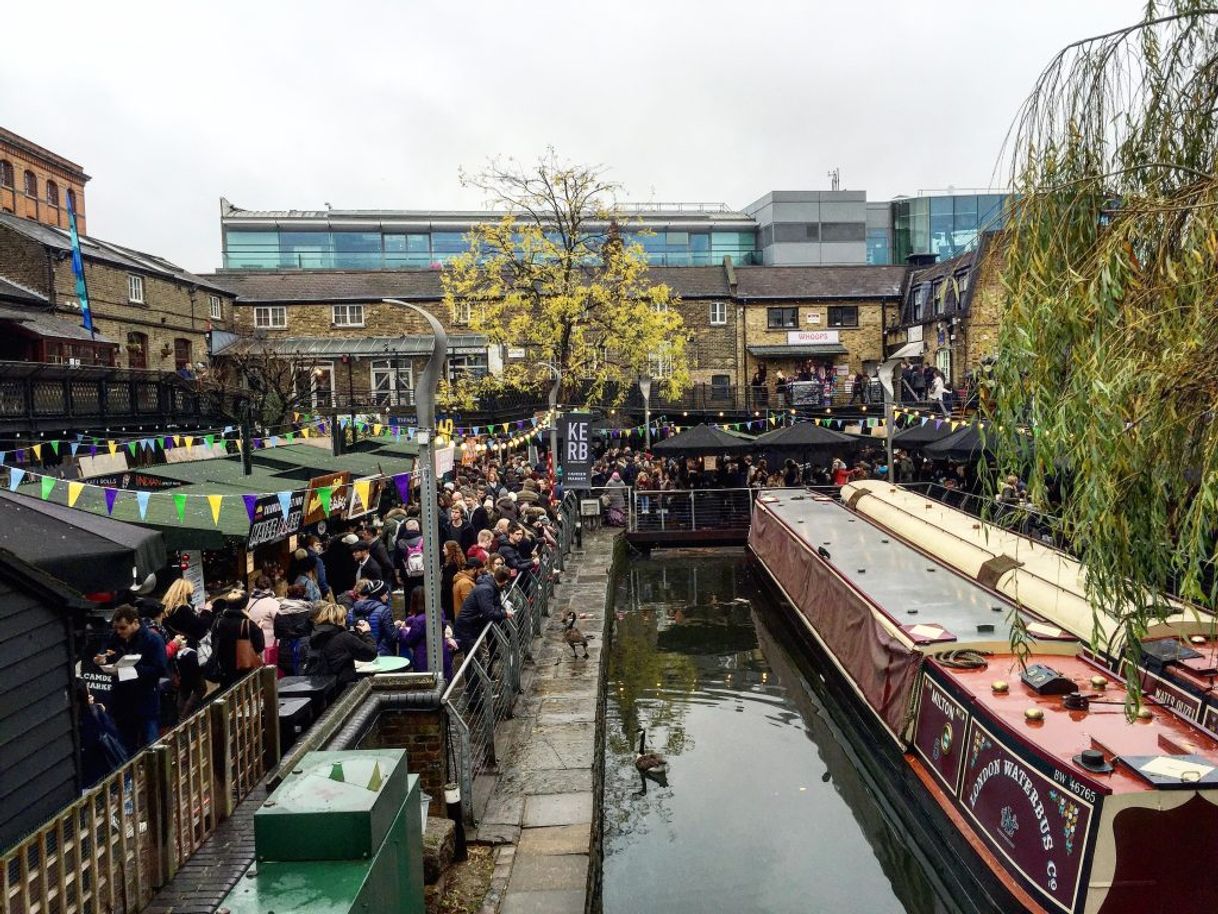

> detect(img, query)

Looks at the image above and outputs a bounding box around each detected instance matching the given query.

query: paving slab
[501,888,587,914]
[507,853,589,892]
[505,767,593,796]
[523,792,594,827]
[481,791,525,826]
[518,824,593,856]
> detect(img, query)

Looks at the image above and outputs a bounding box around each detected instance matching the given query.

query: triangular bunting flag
[67,481,84,507]
[8,468,24,491]
[354,479,371,512]
[172,435,182,447]
[104,488,118,515]
[301,427,310,438]
[49,440,60,456]
[173,493,188,522]
[184,436,195,449]
[276,491,293,518]
[394,473,411,503]
[208,494,223,525]
[243,493,258,521]
[108,440,118,455]
[285,432,295,442]
[70,442,79,457]
[163,436,173,449]
[32,444,42,461]
[373,424,382,437]
[318,485,332,516]
[204,434,215,448]
[40,476,55,500]
[127,441,138,456]
[136,491,151,520]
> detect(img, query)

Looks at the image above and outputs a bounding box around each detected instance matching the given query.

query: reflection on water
[602,550,950,914]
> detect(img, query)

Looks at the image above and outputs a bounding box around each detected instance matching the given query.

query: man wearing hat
[350,536,385,583]
[357,527,393,582]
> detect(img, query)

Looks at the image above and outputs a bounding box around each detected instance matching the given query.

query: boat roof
[843,481,1214,645]
[937,652,1218,794]
[756,490,1053,648]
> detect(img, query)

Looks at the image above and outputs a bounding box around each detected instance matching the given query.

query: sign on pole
[560,414,591,488]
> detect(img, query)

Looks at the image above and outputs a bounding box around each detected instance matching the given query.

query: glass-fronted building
[220,199,761,270]
[883,192,1008,265]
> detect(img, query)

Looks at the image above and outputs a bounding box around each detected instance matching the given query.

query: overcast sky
[2,0,1144,273]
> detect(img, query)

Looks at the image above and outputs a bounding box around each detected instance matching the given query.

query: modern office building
[217,187,1008,272]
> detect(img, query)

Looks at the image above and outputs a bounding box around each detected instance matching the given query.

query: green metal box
[220,758,425,914]
[255,749,408,862]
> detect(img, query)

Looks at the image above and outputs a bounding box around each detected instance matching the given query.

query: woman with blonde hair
[161,578,212,717]
[307,602,377,686]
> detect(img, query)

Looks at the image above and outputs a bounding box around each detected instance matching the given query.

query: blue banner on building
[66,195,94,335]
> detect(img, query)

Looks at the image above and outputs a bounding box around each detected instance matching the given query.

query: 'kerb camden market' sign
[248,490,306,548]
[560,414,591,488]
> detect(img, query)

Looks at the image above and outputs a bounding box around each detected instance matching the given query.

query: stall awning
[746,344,849,358]
[0,305,116,344]
[0,491,165,593]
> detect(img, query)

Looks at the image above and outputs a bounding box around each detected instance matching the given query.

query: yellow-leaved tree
[441,152,689,405]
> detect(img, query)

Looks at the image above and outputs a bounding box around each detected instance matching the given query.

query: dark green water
[601,550,952,914]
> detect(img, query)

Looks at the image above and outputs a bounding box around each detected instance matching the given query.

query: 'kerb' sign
[560,414,591,488]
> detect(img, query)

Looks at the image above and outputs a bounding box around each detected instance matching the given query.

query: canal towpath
[472,530,615,914]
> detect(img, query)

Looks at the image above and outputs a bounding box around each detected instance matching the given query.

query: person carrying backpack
[347,579,396,656]
[396,517,426,611]
[305,603,377,687]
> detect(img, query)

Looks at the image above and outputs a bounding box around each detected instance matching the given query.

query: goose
[563,612,589,659]
[634,727,667,775]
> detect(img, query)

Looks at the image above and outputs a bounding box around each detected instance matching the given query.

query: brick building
[886,232,1003,388]
[0,212,234,370]
[207,262,921,411]
[735,265,908,386]
[0,128,89,234]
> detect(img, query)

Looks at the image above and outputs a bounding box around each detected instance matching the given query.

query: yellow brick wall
[741,298,890,380]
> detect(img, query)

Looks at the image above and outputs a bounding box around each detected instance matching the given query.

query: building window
[174,338,192,371]
[827,306,858,328]
[0,161,12,188]
[127,274,145,303]
[710,373,731,399]
[371,359,414,406]
[66,189,77,213]
[46,181,59,207]
[127,331,148,369]
[331,303,365,327]
[448,352,488,381]
[955,270,971,302]
[209,295,223,320]
[767,307,798,329]
[911,284,928,322]
[451,300,472,324]
[22,170,37,197]
[709,301,727,326]
[932,279,946,316]
[648,353,674,379]
[255,306,287,329]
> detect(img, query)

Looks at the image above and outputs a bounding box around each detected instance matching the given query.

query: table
[355,655,412,675]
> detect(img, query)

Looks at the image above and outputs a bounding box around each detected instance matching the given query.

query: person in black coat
[358,527,393,582]
[442,506,478,554]
[497,524,538,584]
[351,539,385,583]
[323,534,359,594]
[307,602,378,686]
[76,680,128,787]
[453,568,514,653]
[208,592,265,690]
[93,604,169,754]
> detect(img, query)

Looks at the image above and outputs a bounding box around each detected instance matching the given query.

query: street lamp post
[541,363,563,573]
[877,341,923,486]
[383,299,447,684]
[638,375,652,451]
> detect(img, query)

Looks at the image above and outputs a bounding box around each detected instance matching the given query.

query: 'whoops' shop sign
[248,491,306,548]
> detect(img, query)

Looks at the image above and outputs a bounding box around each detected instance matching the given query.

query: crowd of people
[78,452,567,786]
[744,360,970,417]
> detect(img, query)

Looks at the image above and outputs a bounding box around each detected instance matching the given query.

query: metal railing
[902,482,1062,545]
[2,668,277,914]
[442,538,561,824]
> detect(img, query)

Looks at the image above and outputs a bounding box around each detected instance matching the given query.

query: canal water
[601,550,951,914]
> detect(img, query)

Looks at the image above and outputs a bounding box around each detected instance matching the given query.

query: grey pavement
[475,531,615,914]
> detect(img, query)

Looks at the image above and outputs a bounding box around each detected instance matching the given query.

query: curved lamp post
[638,374,652,451]
[539,362,563,572]
[383,299,447,684]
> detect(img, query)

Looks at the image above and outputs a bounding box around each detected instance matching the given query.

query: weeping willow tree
[993,1,1218,702]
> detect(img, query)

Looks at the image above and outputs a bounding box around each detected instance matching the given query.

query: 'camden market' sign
[247,490,306,548]
[559,414,592,488]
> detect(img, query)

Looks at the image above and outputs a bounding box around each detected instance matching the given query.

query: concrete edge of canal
[483,529,621,914]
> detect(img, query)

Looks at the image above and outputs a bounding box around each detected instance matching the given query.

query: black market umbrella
[893,418,956,448]
[0,491,166,594]
[753,422,858,450]
[652,423,754,455]
[922,424,993,461]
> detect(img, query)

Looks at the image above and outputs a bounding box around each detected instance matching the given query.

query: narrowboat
[843,480,1218,731]
[749,488,1218,914]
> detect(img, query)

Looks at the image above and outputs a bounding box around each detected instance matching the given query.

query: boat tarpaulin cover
[749,498,922,738]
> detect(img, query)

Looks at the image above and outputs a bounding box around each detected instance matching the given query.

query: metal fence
[442,537,560,824]
[2,668,278,914]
